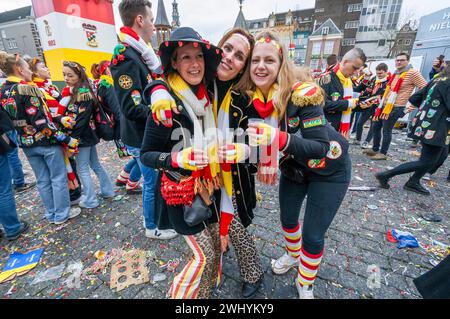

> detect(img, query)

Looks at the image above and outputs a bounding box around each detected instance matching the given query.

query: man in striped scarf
[368,53,427,160]
[318,48,369,139]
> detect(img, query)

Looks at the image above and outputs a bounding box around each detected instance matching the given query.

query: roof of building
[155,0,170,27]
[0,6,33,24]
[311,18,342,37]
[234,8,248,30]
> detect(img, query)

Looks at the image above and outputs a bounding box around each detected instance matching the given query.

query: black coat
[408,77,450,147]
[280,85,351,183]
[0,80,70,148]
[110,44,156,148]
[63,90,99,147]
[318,70,366,131]
[140,88,220,236]
[96,80,121,140]
[0,105,15,154]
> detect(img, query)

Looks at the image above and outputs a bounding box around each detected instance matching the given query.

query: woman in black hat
[147,28,265,299]
[140,27,223,299]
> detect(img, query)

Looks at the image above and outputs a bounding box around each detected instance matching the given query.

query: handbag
[279,154,306,184]
[183,194,213,227]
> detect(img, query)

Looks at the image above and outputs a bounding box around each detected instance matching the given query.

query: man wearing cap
[110,0,177,240]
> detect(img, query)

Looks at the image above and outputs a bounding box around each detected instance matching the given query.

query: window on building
[312,42,322,55]
[405,39,411,45]
[345,21,359,29]
[7,39,18,49]
[324,40,334,54]
[398,39,403,45]
[322,27,329,35]
[315,8,324,13]
[1,30,6,39]
[342,38,356,46]
[378,39,386,47]
[348,3,363,12]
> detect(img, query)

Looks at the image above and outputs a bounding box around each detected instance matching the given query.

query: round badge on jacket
[118,75,133,90]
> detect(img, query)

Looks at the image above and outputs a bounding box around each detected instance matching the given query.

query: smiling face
[171,43,205,86]
[217,34,250,81]
[250,42,281,97]
[62,66,80,87]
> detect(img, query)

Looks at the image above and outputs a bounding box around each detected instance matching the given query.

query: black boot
[404,180,430,196]
[375,172,391,189]
[242,276,264,299]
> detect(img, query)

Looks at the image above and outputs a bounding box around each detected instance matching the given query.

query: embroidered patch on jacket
[427,109,437,118]
[431,99,440,108]
[35,119,46,126]
[424,130,435,140]
[41,128,52,137]
[68,104,78,113]
[24,125,37,135]
[331,92,340,102]
[303,116,325,129]
[147,74,152,83]
[307,158,326,169]
[21,135,34,146]
[420,111,426,121]
[288,116,300,129]
[118,75,133,90]
[34,132,44,141]
[414,127,423,137]
[411,118,417,127]
[131,90,142,106]
[25,106,37,116]
[78,106,86,113]
[30,97,40,107]
[421,121,431,129]
[326,141,342,160]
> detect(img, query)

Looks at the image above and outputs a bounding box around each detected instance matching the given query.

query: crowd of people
[0,0,449,299]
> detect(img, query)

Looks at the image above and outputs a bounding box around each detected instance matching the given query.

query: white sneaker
[422,173,431,181]
[295,280,314,299]
[54,207,81,225]
[360,141,371,149]
[145,228,178,240]
[70,197,81,206]
[271,253,299,275]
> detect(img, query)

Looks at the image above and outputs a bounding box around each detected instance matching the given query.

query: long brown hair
[63,61,97,103]
[218,28,255,95]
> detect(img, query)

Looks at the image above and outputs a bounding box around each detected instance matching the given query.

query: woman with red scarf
[91,60,141,195]
[28,57,82,205]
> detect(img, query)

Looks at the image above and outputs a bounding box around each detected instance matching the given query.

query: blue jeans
[0,152,22,236]
[6,130,25,186]
[126,145,156,229]
[124,158,142,182]
[76,146,114,208]
[23,146,70,223]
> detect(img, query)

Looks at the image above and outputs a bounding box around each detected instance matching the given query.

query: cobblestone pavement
[1,128,449,299]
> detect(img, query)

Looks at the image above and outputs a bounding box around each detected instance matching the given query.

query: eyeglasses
[396,59,407,62]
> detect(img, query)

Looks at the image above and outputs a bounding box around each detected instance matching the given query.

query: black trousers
[385,143,448,183]
[429,144,449,175]
[355,110,374,142]
[372,107,405,155]
[279,158,351,255]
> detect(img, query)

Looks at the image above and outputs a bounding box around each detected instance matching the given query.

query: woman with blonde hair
[245,31,351,298]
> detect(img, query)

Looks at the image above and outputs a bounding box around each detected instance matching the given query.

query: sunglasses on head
[63,61,81,70]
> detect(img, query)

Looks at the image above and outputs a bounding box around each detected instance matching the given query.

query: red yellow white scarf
[334,64,353,138]
[374,71,408,118]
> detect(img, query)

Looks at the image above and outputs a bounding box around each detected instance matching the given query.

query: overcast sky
[1,0,448,43]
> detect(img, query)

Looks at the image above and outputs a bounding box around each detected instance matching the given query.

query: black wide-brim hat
[158,27,223,85]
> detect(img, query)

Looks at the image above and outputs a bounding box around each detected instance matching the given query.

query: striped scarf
[335,64,353,139]
[118,26,161,73]
[33,78,65,117]
[375,67,410,118]
[252,86,279,185]
[167,73,221,187]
